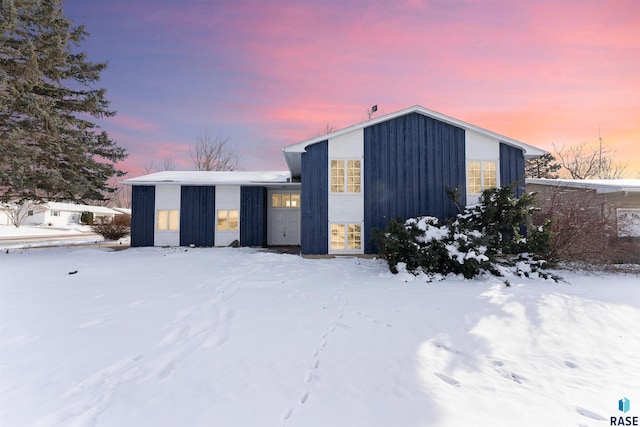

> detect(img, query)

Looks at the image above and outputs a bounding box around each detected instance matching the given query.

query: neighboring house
[124,105,546,255]
[22,202,121,227]
[526,178,640,239]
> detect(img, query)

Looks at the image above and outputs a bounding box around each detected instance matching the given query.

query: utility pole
[598,127,603,178]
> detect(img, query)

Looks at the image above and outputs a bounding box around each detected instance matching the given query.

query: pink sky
[65,0,640,178]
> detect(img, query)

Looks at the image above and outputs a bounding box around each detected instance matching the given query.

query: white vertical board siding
[328,128,364,254]
[154,185,181,246]
[465,130,500,206]
[215,185,241,246]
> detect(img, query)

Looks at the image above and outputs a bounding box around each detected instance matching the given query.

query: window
[271,193,300,208]
[617,209,640,237]
[330,223,361,250]
[331,159,361,193]
[157,210,179,231]
[27,210,34,216]
[468,161,497,194]
[217,209,239,231]
[51,210,60,217]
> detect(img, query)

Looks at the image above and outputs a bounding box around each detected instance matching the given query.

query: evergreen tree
[525,153,561,179]
[0,0,127,203]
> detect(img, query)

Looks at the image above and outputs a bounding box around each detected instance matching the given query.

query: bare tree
[3,200,44,227]
[143,161,155,174]
[190,131,241,171]
[310,124,335,138]
[162,155,177,171]
[554,142,627,179]
[531,186,639,264]
[108,184,132,208]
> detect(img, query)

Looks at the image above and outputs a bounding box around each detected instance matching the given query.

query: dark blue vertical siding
[180,186,215,247]
[364,112,466,253]
[130,185,155,247]
[499,143,525,196]
[240,186,267,246]
[301,141,328,255]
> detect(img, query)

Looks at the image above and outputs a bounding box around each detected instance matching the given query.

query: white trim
[154,185,181,246]
[267,190,301,246]
[215,186,241,246]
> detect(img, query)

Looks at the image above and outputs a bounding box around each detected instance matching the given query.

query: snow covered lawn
[1,247,638,427]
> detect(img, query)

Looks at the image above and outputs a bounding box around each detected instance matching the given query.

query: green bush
[373,186,553,279]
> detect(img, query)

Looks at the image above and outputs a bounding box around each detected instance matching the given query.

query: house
[22,202,122,227]
[124,105,546,255]
[526,178,640,239]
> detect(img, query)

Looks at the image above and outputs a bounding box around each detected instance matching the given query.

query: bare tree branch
[162,156,177,171]
[190,131,241,171]
[2,200,44,227]
[553,142,627,179]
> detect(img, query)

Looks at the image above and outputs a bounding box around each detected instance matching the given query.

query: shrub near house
[373,186,554,279]
[91,215,131,240]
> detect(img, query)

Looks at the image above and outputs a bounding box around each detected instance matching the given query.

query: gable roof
[282,105,547,178]
[526,178,640,194]
[122,170,291,186]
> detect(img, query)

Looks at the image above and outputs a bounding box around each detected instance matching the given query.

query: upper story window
[157,209,179,231]
[468,161,497,194]
[331,159,361,193]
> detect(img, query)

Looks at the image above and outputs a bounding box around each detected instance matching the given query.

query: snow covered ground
[0,225,115,250]
[1,246,638,427]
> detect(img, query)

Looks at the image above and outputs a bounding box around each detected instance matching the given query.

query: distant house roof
[526,178,640,194]
[46,202,120,215]
[283,105,547,178]
[112,207,132,215]
[122,170,292,186]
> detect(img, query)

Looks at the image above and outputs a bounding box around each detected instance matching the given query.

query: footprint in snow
[564,360,578,369]
[434,372,461,387]
[432,341,461,355]
[575,407,606,421]
[281,407,294,421]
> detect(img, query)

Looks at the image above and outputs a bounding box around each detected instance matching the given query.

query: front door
[268,192,301,246]
[271,210,300,245]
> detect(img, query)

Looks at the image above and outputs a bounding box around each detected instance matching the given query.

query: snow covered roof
[283,105,547,178]
[526,178,640,194]
[122,170,292,186]
[112,207,132,215]
[46,202,120,215]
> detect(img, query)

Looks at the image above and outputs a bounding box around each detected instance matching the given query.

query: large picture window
[468,161,497,194]
[157,210,179,231]
[217,209,239,231]
[331,160,361,193]
[330,223,362,250]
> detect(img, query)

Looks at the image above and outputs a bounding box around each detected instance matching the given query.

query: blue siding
[500,143,525,196]
[240,186,267,246]
[180,186,215,247]
[301,141,328,255]
[364,112,466,253]
[130,185,155,247]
